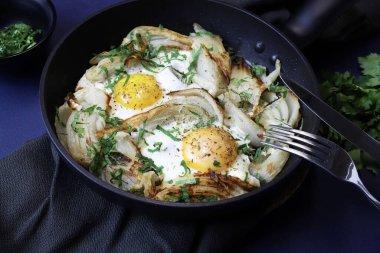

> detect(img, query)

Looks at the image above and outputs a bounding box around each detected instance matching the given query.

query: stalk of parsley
[320,53,380,173]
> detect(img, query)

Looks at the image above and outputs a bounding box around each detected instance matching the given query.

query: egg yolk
[113,74,162,109]
[182,127,238,173]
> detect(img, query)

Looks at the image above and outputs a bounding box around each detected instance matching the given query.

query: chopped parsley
[99,65,109,78]
[71,112,85,138]
[137,120,149,145]
[0,22,42,57]
[105,71,128,91]
[110,168,124,187]
[237,91,253,108]
[239,91,253,101]
[136,153,163,174]
[252,147,269,163]
[173,46,201,85]
[82,105,122,128]
[238,143,260,162]
[89,131,118,176]
[233,78,248,87]
[180,187,191,203]
[148,142,163,153]
[158,24,165,30]
[175,178,199,185]
[106,116,122,127]
[188,110,217,128]
[269,82,288,98]
[213,160,221,167]
[82,105,97,114]
[255,172,267,185]
[170,67,196,85]
[156,125,181,141]
[254,113,262,125]
[251,64,266,77]
[179,160,191,177]
[188,47,202,71]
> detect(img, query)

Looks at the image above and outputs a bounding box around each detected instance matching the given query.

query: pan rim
[40,0,320,209]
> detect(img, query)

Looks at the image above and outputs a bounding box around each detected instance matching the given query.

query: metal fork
[261,124,380,210]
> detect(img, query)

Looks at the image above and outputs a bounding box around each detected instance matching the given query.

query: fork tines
[260,124,332,165]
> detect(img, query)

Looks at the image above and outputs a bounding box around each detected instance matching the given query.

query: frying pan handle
[277,0,357,47]
[223,0,357,47]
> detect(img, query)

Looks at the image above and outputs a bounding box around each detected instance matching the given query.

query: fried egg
[130,104,259,187]
[79,48,205,120]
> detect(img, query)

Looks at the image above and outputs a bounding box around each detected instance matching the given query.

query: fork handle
[348,166,380,210]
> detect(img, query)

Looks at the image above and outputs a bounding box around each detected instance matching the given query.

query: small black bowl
[0,0,56,73]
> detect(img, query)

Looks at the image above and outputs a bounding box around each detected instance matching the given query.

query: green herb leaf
[179,160,191,177]
[213,160,221,167]
[156,125,181,141]
[137,120,148,145]
[83,105,97,114]
[136,153,163,174]
[188,47,202,72]
[251,64,266,76]
[175,178,199,185]
[320,53,380,173]
[180,186,190,202]
[255,172,267,185]
[269,82,288,97]
[110,168,124,187]
[71,112,85,138]
[148,142,163,153]
[89,131,118,176]
[233,78,248,87]
[358,53,380,87]
[188,110,217,128]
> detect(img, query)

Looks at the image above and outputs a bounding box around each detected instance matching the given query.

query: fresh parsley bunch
[320,53,380,173]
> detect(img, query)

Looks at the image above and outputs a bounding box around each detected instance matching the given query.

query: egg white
[131,112,259,186]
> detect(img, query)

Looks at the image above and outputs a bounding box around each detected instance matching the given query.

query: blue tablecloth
[1,0,380,252]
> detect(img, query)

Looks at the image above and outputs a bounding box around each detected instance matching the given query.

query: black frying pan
[40,0,320,218]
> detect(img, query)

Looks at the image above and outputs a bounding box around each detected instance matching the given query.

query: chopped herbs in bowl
[0,22,42,57]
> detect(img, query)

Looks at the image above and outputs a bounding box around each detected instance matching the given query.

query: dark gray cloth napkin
[0,135,262,253]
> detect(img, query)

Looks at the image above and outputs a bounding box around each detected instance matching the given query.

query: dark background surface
[1,0,380,252]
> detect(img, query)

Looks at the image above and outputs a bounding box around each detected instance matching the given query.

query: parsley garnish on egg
[179,160,191,177]
[148,142,163,153]
[156,125,181,141]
